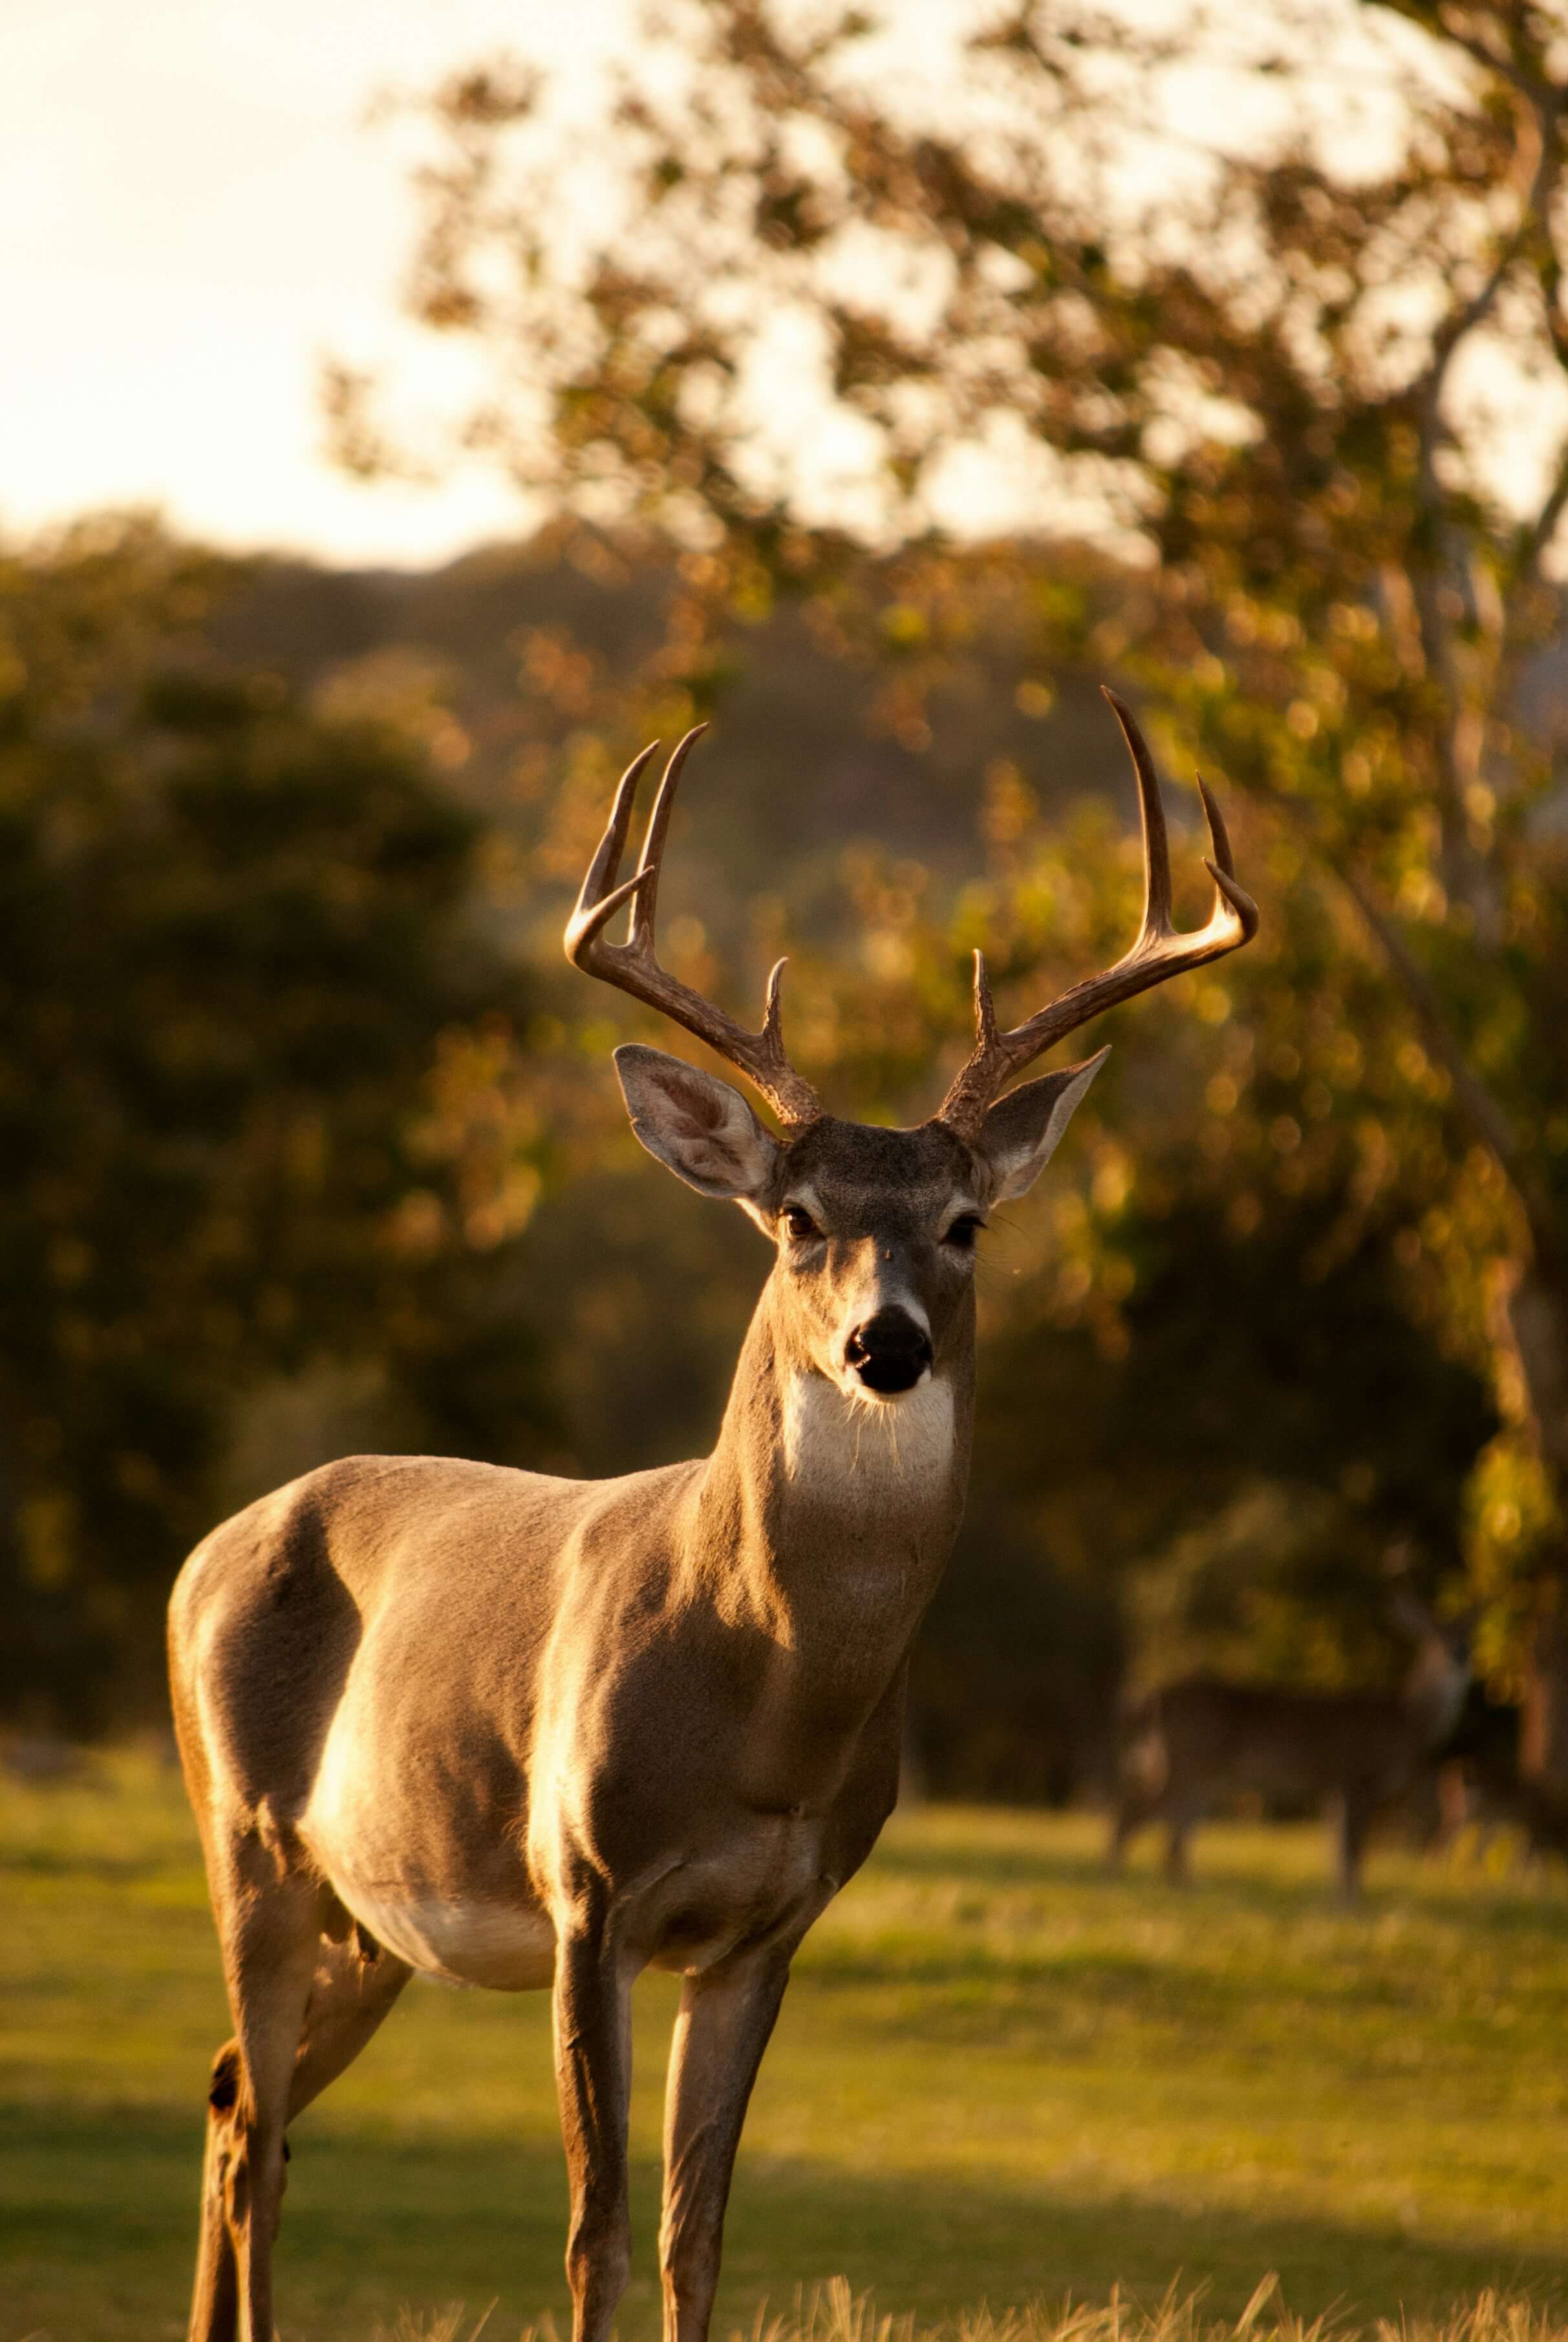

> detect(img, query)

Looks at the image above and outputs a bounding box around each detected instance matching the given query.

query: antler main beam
[937,689,1259,1137]
[564,725,824,1130]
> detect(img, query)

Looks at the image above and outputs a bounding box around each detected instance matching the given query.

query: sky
[0,0,1316,574]
[5,3,1562,575]
[1,1,636,568]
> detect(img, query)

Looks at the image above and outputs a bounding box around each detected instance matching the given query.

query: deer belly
[330,1876,557,1990]
[302,1721,553,1989]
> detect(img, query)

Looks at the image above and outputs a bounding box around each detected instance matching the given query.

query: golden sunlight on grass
[374,2281,1568,2342]
[7,1758,1568,2340]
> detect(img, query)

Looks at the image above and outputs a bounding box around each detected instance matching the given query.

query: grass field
[5,1753,1568,2341]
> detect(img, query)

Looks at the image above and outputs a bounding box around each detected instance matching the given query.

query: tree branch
[1525,445,1568,579]
[1272,796,1562,1276]
[1419,106,1551,429]
[1404,76,1563,899]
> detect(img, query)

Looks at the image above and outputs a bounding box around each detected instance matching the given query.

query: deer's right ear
[614,1045,780,1204]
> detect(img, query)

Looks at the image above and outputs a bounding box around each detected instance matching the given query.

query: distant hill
[207,530,1146,970]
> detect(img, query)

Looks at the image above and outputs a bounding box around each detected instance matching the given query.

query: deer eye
[943,1212,985,1251]
[782,1205,821,1241]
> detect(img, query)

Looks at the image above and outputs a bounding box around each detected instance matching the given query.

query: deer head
[566,694,1257,1406]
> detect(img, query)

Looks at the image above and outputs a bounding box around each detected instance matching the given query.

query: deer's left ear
[974,1048,1109,1202]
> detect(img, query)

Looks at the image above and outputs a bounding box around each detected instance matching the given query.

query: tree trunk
[1489,1262,1568,1794]
[1520,1602,1568,1788]
[1493,1265,1568,1476]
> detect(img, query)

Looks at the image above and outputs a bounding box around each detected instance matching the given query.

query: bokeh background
[6,0,1567,1794]
[8,4,1568,2328]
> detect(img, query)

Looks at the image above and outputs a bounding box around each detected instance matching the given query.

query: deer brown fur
[169,700,1256,2342]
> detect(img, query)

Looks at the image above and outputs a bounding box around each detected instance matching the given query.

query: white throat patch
[781,1368,955,1503]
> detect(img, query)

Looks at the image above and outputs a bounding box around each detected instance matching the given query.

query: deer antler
[565,725,824,1130]
[937,688,1259,1137]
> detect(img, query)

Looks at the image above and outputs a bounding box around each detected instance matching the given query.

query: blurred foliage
[0,511,1497,1781]
[25,0,1568,1776]
[0,517,551,1726]
[332,0,1568,1774]
[43,522,1498,1784]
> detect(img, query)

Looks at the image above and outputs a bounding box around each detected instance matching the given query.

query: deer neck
[686,1278,972,1687]
[1406,1639,1469,1745]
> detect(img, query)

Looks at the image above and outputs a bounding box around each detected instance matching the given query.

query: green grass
[5,1755,1568,2341]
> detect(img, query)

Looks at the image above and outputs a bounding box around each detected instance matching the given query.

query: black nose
[845,1306,933,1395]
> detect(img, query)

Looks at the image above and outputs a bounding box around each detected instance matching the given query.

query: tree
[338,0,1568,1784]
[0,517,547,1725]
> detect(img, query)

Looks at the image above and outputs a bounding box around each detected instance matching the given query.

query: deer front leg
[659,1944,793,2342]
[1335,1788,1375,1902]
[553,1899,637,2342]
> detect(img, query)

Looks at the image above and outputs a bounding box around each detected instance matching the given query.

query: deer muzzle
[844,1306,934,1397]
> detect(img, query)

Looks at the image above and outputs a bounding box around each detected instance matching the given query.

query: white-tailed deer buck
[1108,1594,1469,1898]
[169,691,1255,2342]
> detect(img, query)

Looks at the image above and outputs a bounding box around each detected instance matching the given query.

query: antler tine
[967,949,1000,1065]
[564,739,665,963]
[630,724,706,950]
[762,956,789,1046]
[1196,774,1258,933]
[564,730,823,1131]
[1197,774,1234,881]
[1108,687,1174,943]
[937,687,1260,1138]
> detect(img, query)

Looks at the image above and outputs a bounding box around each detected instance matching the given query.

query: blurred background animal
[1108,1595,1470,1898]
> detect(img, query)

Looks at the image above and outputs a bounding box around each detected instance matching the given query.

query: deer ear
[974,1048,1109,1202]
[614,1045,780,1202]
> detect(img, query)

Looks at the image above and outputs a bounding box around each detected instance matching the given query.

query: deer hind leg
[288,1931,413,2120]
[1107,1778,1164,1869]
[1162,1791,1201,1883]
[188,1843,321,2342]
[1335,1789,1375,1903]
[660,1944,794,2342]
[189,1925,411,2342]
[189,2043,242,2342]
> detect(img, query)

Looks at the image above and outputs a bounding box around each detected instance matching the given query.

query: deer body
[178,1243,969,1986]
[1108,1628,1468,1900]
[170,703,1256,2342]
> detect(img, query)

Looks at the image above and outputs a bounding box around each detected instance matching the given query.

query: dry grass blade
[370,2304,502,2342]
[712,2287,1568,2342]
